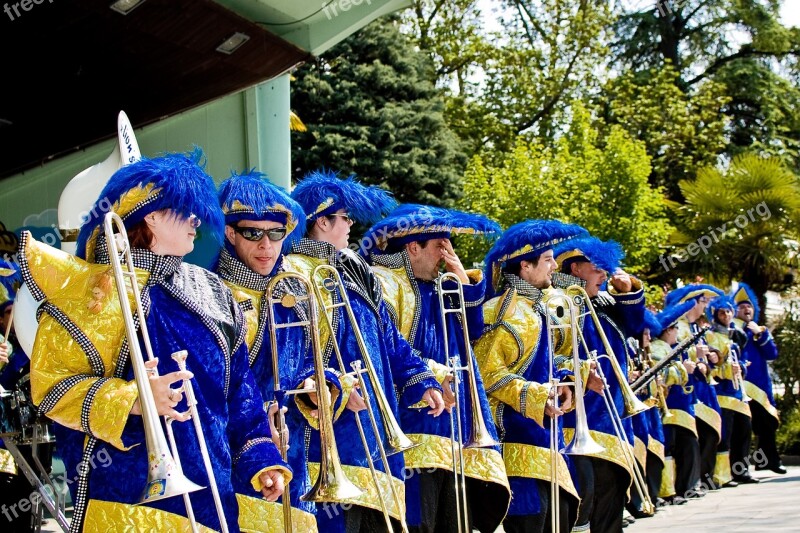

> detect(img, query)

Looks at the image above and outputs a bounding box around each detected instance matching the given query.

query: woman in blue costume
[552,236,645,533]
[474,220,589,533]
[286,170,445,532]
[666,284,724,495]
[215,170,348,531]
[363,204,511,532]
[22,151,289,532]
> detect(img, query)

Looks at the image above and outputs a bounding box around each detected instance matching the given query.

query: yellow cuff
[91,379,140,451]
[524,382,551,428]
[250,466,294,492]
[465,269,484,285]
[294,376,343,430]
[427,359,451,384]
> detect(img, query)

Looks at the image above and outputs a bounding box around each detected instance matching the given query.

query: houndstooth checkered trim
[551,271,586,290]
[485,372,526,394]
[38,374,96,417]
[399,369,438,399]
[495,403,506,441]
[502,273,544,305]
[42,303,105,376]
[17,231,45,301]
[216,248,269,292]
[232,437,274,466]
[291,238,338,266]
[81,378,111,437]
[238,299,255,313]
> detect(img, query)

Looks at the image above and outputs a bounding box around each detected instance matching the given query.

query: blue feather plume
[706,295,736,323]
[730,282,761,321]
[291,169,397,227]
[664,284,723,308]
[552,236,625,273]
[653,300,697,337]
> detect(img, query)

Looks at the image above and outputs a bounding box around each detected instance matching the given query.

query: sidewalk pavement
[626,466,800,532]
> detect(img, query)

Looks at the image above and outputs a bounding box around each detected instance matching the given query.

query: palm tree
[666,153,800,318]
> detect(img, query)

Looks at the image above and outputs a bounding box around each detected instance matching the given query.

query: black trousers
[664,424,699,496]
[696,418,718,486]
[408,469,463,533]
[345,505,401,533]
[572,456,626,533]
[502,479,574,533]
[750,400,782,468]
[645,451,663,504]
[719,407,752,478]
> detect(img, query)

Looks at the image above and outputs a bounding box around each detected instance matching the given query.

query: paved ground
[626,466,800,532]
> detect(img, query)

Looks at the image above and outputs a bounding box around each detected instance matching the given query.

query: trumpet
[311,264,410,532]
[263,272,363,531]
[435,272,499,533]
[542,289,605,532]
[103,212,214,532]
[564,285,654,516]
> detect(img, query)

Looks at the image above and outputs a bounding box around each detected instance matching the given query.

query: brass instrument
[311,263,410,532]
[542,289,605,532]
[435,272,499,533]
[263,272,363,532]
[104,212,218,532]
[564,285,655,516]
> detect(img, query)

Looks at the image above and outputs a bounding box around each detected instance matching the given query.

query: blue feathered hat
[664,284,723,308]
[643,309,661,337]
[483,219,589,299]
[219,170,305,251]
[76,149,224,262]
[652,299,697,337]
[707,295,736,323]
[553,236,625,274]
[361,204,501,256]
[291,169,397,227]
[0,260,21,313]
[730,282,760,320]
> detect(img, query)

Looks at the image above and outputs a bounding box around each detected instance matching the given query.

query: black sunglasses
[231,225,287,242]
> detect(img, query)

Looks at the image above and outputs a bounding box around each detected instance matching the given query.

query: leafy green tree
[612,0,800,175]
[290,16,466,206]
[668,153,800,299]
[457,104,673,272]
[601,63,730,200]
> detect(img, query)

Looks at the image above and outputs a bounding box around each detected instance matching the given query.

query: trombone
[435,272,499,533]
[263,271,363,533]
[104,212,220,533]
[542,289,604,532]
[563,285,655,516]
[311,263,411,532]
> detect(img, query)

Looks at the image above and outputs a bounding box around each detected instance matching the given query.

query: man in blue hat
[731,282,785,475]
[363,204,510,533]
[706,295,754,486]
[667,284,725,495]
[552,236,647,530]
[647,300,704,505]
[216,170,338,531]
[473,219,592,533]
[287,170,445,532]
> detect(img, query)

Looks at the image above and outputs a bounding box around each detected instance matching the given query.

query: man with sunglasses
[286,170,445,533]
[216,171,343,531]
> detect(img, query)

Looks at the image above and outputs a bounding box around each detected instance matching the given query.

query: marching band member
[215,171,328,530]
[552,236,645,532]
[362,204,511,532]
[648,300,702,504]
[731,283,785,475]
[287,170,445,532]
[706,295,753,487]
[474,220,589,533]
[23,151,289,532]
[666,285,724,495]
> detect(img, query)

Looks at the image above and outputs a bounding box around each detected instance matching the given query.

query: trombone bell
[141,457,203,504]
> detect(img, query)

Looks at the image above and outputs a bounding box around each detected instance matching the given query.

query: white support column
[245,73,291,189]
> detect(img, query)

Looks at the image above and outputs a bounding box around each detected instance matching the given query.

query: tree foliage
[668,153,800,296]
[290,16,466,206]
[457,104,673,272]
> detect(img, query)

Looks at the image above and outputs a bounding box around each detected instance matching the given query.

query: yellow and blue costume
[474,219,587,531]
[288,170,443,531]
[215,171,324,531]
[364,204,510,532]
[24,152,290,532]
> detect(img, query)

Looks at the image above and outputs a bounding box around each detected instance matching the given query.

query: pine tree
[290,16,466,206]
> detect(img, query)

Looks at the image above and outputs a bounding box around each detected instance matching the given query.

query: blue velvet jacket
[474,275,578,517]
[217,248,336,531]
[23,237,289,533]
[370,251,510,530]
[284,239,441,531]
[706,325,751,422]
[734,318,779,420]
[677,319,721,440]
[555,275,642,480]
